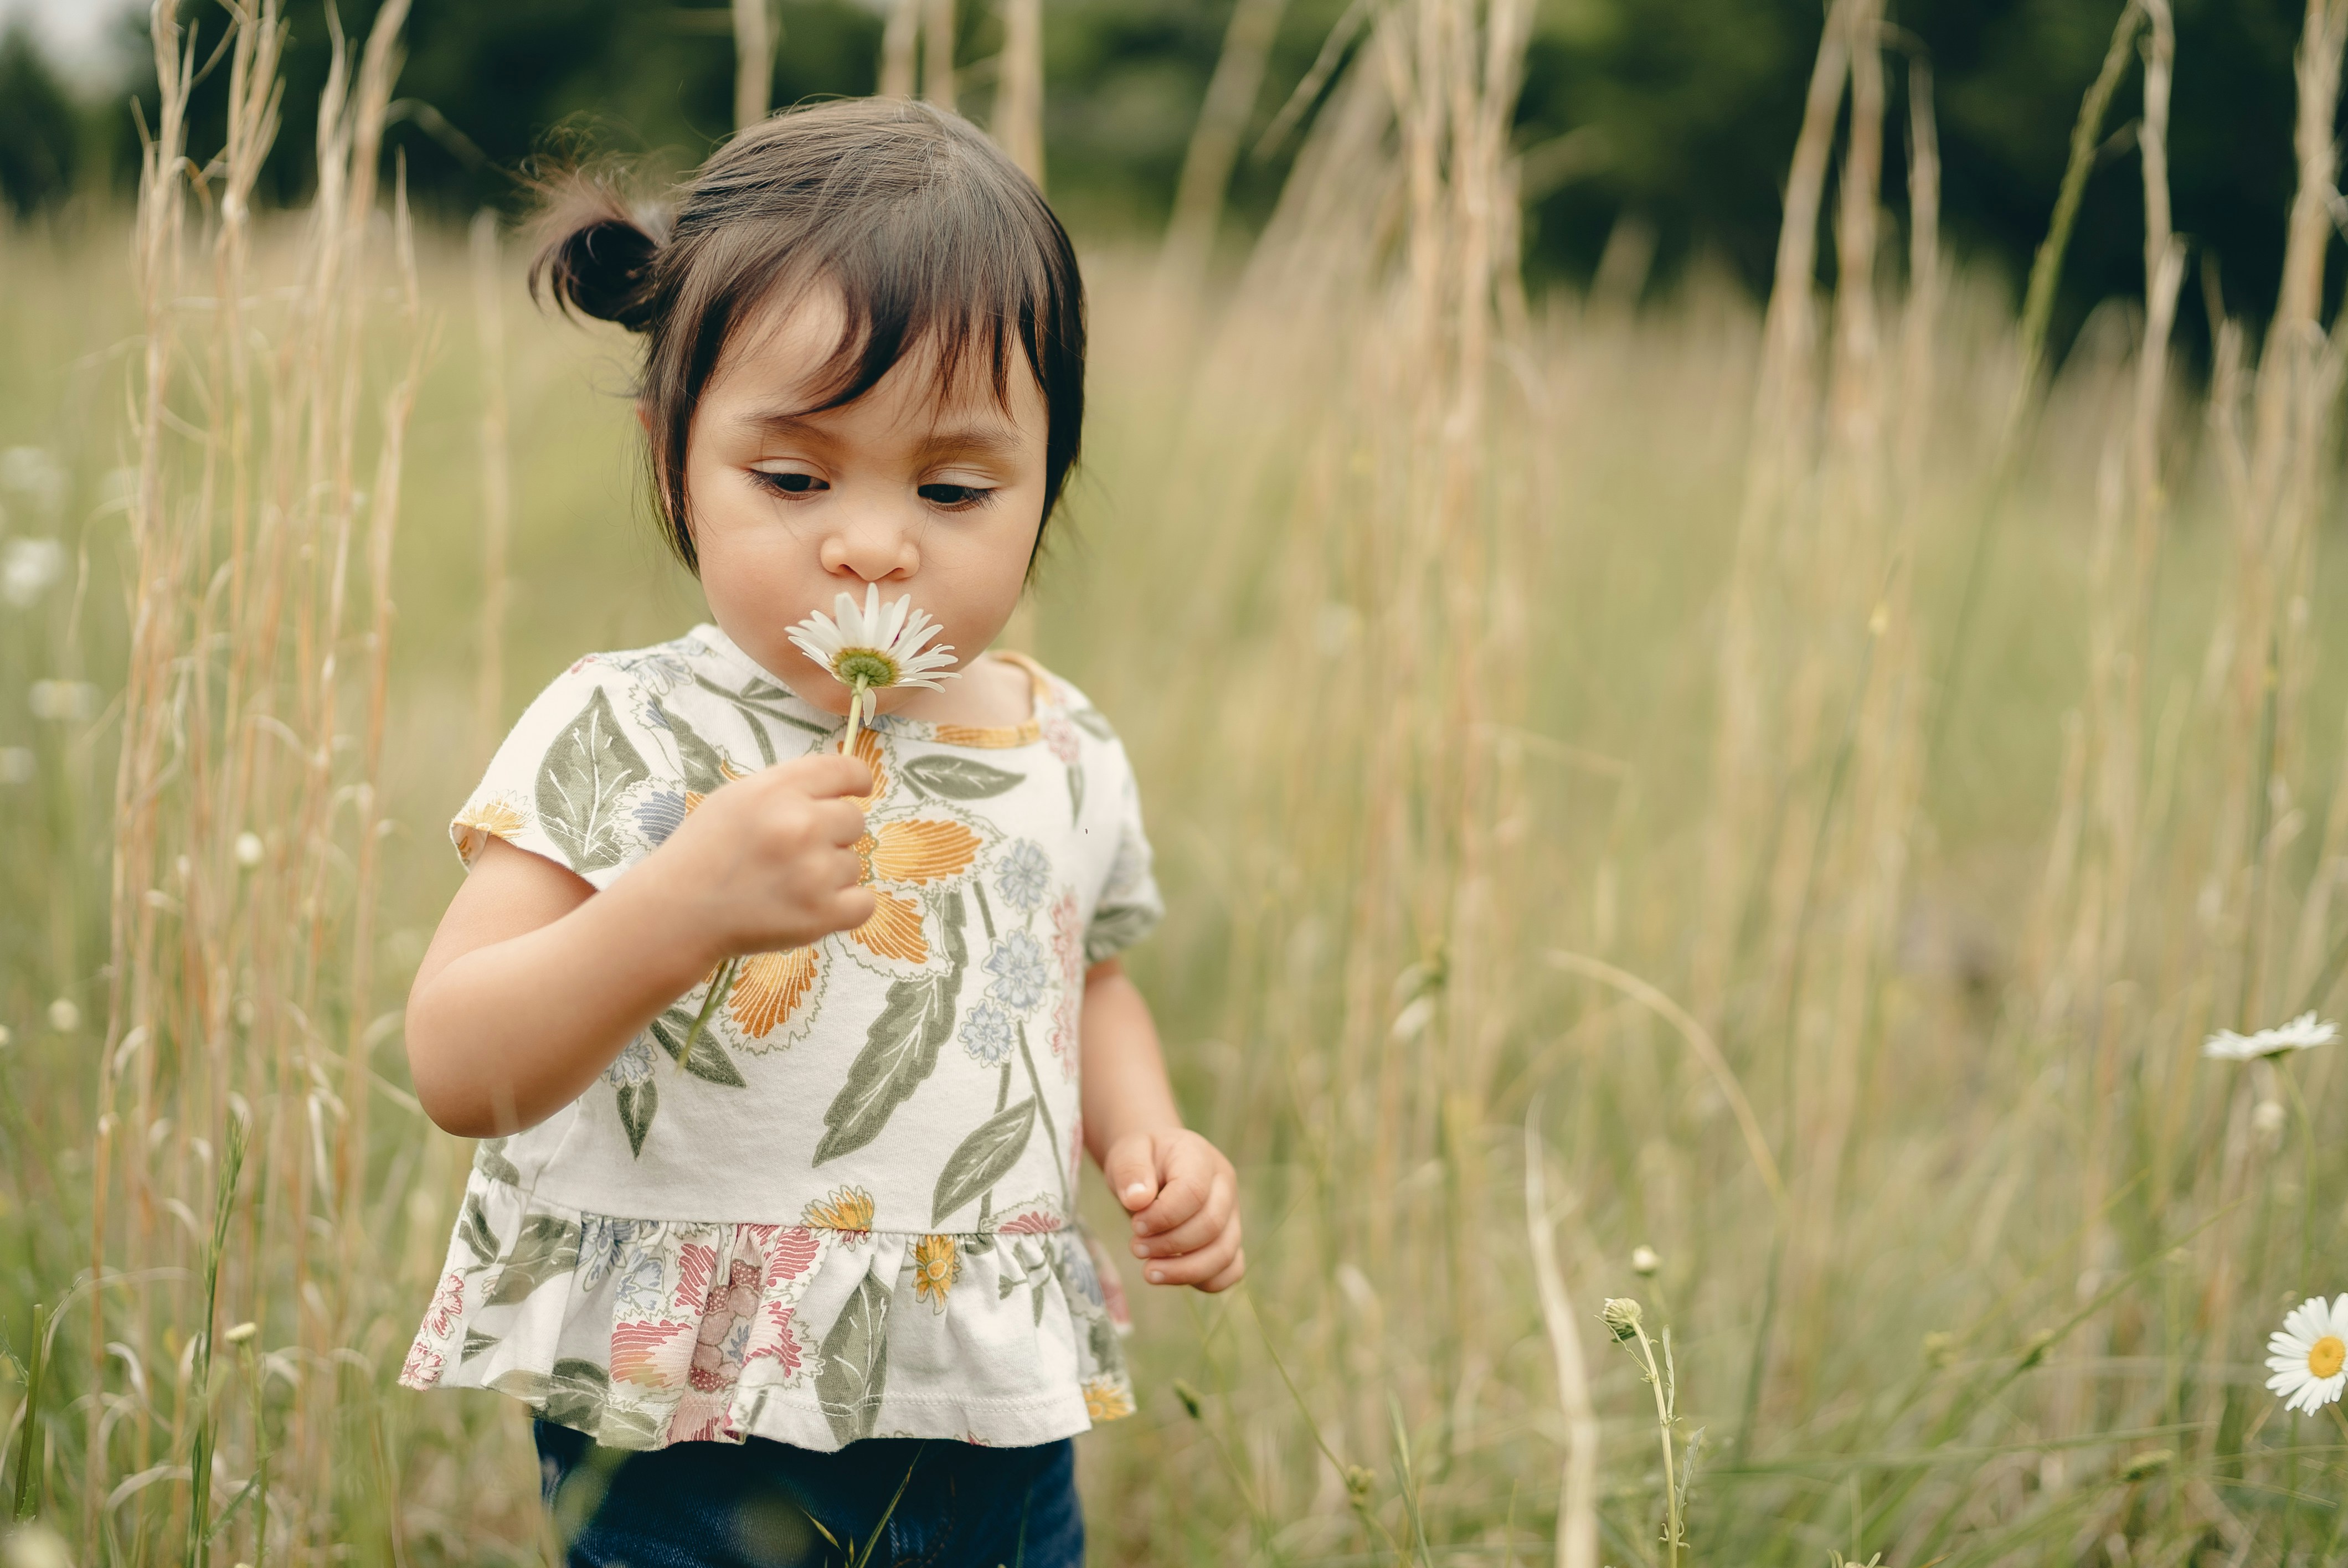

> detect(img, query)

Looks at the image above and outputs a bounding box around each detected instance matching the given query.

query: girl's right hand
[647,753,877,962]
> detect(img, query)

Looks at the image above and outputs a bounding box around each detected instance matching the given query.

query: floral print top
[400,624,1158,1451]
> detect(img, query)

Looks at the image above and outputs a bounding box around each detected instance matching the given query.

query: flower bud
[1601,1297,1644,1340]
[1344,1464,1375,1498]
[1630,1245,1661,1276]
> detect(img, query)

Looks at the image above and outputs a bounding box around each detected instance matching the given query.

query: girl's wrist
[593,859,734,990]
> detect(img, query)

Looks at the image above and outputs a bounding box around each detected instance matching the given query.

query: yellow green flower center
[2310,1335,2345,1379]
[833,649,899,689]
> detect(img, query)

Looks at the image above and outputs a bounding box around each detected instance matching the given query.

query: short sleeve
[451,657,686,890]
[1085,744,1164,965]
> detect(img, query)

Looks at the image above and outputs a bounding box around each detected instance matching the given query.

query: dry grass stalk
[467,210,512,762]
[879,0,918,99]
[922,0,957,109]
[991,0,1046,185]
[733,0,776,128]
[1158,0,1290,295]
[75,0,423,1557]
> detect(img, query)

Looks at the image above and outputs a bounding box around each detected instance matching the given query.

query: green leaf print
[492,1358,619,1435]
[459,1191,498,1266]
[816,1272,893,1447]
[484,1212,583,1307]
[930,1097,1037,1226]
[811,891,967,1165]
[811,976,954,1165]
[1069,707,1117,742]
[616,1079,657,1158]
[472,1138,523,1187]
[648,696,728,794]
[1085,902,1157,966]
[649,1005,747,1087]
[536,686,652,874]
[460,1328,499,1363]
[899,754,1024,801]
[1067,760,1085,824]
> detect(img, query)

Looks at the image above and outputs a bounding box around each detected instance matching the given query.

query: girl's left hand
[1104,1129,1245,1292]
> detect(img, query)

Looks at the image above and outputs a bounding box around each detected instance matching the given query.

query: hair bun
[529,190,662,332]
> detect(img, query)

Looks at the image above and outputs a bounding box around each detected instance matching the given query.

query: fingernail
[1124,1182,1149,1201]
[1147,1268,1165,1283]
[1132,1242,1150,1257]
[1131,1216,1147,1234]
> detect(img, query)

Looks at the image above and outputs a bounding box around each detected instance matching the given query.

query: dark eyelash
[751,470,826,498]
[918,483,995,510]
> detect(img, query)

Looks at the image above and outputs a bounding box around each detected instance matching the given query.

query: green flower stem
[1017,1024,1070,1216]
[1631,1320,1682,1568]
[679,957,740,1066]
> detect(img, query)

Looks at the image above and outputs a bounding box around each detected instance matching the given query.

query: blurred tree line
[0,0,2321,353]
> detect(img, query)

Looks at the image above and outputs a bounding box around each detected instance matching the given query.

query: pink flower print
[400,1340,445,1388]
[610,1321,691,1388]
[1041,711,1080,765]
[674,1241,717,1314]
[689,1258,761,1392]
[424,1270,466,1341]
[1048,890,1084,1079]
[997,1205,1062,1235]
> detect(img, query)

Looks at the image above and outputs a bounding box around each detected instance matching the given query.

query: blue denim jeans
[534,1421,1084,1568]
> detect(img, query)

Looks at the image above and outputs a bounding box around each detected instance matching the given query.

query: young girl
[398,99,1243,1567]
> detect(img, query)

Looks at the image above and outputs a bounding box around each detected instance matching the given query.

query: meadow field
[9,0,2348,1564]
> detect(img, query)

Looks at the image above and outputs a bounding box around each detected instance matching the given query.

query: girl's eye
[753,469,826,497]
[918,482,992,510]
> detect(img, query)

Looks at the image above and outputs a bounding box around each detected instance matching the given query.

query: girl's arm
[406,752,875,1137]
[1082,960,1245,1292]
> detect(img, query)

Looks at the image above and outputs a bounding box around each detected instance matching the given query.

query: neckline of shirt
[685,620,1055,752]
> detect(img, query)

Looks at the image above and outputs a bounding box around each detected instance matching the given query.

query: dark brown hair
[530,99,1086,573]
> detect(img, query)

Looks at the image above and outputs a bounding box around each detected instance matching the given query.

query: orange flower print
[452,796,527,866]
[912,1233,960,1312]
[721,729,985,1048]
[801,1186,874,1238]
[1082,1376,1134,1421]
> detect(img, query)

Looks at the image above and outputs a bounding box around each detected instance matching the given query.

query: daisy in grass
[787,585,961,755]
[2204,1012,2339,1061]
[2267,1295,2348,1414]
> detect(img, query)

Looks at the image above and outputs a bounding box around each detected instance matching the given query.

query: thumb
[1103,1134,1158,1213]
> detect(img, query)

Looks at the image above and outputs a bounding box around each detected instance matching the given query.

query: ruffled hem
[399,1167,1135,1452]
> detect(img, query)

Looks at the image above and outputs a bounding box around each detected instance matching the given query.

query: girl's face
[680,285,1051,717]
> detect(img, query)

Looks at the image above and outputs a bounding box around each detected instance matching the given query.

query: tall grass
[6,0,2348,1564]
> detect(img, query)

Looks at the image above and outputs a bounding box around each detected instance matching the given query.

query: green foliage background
[0,0,2329,355]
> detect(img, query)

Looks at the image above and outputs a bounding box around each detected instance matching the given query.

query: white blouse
[399,624,1159,1451]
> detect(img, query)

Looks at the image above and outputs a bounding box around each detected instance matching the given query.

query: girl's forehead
[709,285,1047,437]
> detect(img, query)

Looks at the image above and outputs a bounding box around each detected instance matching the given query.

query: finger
[831,885,877,930]
[1142,1228,1237,1287]
[1132,1161,1211,1236]
[1131,1175,1233,1259]
[1101,1137,1158,1213]
[786,753,874,800]
[813,798,868,847]
[1197,1249,1247,1293]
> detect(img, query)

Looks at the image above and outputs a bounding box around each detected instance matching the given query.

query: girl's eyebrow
[745,407,1024,463]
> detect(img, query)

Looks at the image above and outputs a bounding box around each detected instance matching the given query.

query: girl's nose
[818,513,919,582]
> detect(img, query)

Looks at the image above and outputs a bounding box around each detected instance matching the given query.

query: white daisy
[785,585,961,735]
[2204,1011,2338,1061]
[2267,1294,2348,1414]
